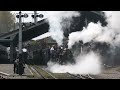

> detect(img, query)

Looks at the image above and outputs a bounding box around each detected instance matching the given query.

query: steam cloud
[68,11,120,48]
[47,51,101,75]
[46,11,120,75]
[46,11,80,45]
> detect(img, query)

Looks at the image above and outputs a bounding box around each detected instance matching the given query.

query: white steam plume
[68,11,120,48]
[47,51,101,75]
[46,11,80,46]
[104,11,120,47]
[68,22,103,48]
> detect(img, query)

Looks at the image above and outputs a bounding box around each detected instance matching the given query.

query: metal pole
[18,11,25,75]
[34,11,37,24]
[18,11,22,61]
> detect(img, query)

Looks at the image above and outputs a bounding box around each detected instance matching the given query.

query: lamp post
[18,11,22,61]
[17,11,28,62]
[16,11,28,75]
[32,11,44,24]
[16,11,43,75]
[18,11,24,75]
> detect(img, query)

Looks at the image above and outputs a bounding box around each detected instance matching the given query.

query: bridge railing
[0,18,48,39]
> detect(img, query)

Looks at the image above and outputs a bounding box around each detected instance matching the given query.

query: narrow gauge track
[32,66,57,79]
[67,72,94,79]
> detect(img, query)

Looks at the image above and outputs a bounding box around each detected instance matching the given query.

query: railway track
[26,60,57,79]
[80,74,94,79]
[31,66,57,79]
[67,72,94,79]
[26,61,94,79]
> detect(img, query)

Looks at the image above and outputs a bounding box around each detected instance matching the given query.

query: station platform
[0,64,33,79]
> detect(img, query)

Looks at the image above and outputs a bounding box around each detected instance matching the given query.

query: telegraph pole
[19,11,22,61]
[18,11,24,75]
[16,11,29,75]
[34,11,37,24]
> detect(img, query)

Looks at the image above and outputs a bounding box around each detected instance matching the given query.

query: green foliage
[0,11,15,33]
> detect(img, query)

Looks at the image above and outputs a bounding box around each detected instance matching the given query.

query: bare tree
[0,11,15,34]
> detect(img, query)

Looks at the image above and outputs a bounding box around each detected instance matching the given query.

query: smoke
[46,11,80,45]
[47,51,102,75]
[68,22,103,48]
[68,11,120,48]
[104,11,120,47]
[104,11,120,30]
